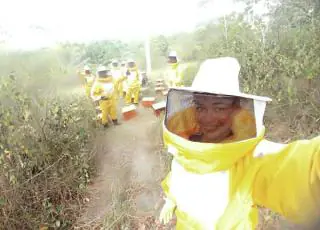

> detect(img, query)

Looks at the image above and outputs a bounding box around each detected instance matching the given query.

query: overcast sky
[0,0,268,50]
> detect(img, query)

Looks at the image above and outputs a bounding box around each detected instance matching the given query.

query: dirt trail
[78,94,167,229]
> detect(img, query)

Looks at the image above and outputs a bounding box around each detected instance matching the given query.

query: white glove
[159,198,176,225]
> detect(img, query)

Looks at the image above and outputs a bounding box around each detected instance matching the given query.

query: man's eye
[196,107,205,112]
[214,108,226,112]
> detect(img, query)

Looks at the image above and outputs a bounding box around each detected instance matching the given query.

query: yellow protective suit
[84,74,95,97]
[120,66,127,97]
[161,106,320,229]
[91,77,117,125]
[78,70,86,86]
[117,77,124,98]
[167,63,184,88]
[111,68,126,99]
[125,67,141,104]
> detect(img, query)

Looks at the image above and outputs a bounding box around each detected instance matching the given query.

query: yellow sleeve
[119,75,127,82]
[253,136,320,225]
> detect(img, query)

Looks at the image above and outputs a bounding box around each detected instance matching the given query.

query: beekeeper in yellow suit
[167,51,184,88]
[91,66,119,127]
[110,59,125,99]
[125,59,141,105]
[120,62,127,98]
[83,66,96,97]
[159,57,320,229]
[77,65,89,86]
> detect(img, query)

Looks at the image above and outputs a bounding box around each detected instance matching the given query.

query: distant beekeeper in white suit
[159,57,320,229]
[166,51,184,88]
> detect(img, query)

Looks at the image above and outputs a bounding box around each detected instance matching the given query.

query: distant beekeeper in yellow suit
[159,57,320,229]
[91,66,120,127]
[110,59,125,99]
[125,59,141,105]
[120,62,127,98]
[83,66,96,97]
[77,65,90,86]
[167,51,184,88]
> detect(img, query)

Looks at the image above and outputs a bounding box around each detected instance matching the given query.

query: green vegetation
[0,50,97,229]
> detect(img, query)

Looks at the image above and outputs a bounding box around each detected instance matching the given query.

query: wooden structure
[122,105,137,121]
[155,87,165,93]
[152,101,166,117]
[141,97,156,108]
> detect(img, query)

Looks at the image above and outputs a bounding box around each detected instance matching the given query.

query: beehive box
[152,101,166,117]
[155,82,164,87]
[155,87,165,93]
[141,97,155,108]
[122,105,137,121]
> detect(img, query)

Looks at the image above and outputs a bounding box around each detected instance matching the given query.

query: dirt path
[77,91,168,229]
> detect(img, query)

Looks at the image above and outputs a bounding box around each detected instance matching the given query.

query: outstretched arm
[253,136,320,226]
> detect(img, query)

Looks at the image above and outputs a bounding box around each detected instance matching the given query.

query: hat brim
[168,86,272,102]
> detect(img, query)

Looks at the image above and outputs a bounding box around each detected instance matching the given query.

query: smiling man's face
[193,93,240,143]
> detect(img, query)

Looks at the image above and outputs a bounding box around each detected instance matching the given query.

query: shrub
[0,74,97,229]
[181,62,200,87]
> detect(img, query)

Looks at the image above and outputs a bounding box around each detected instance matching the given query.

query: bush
[181,62,200,87]
[0,73,97,229]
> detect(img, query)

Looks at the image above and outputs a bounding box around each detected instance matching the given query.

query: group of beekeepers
[77,50,184,128]
[78,59,143,128]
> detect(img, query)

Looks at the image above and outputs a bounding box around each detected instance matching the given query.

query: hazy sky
[0,0,262,50]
